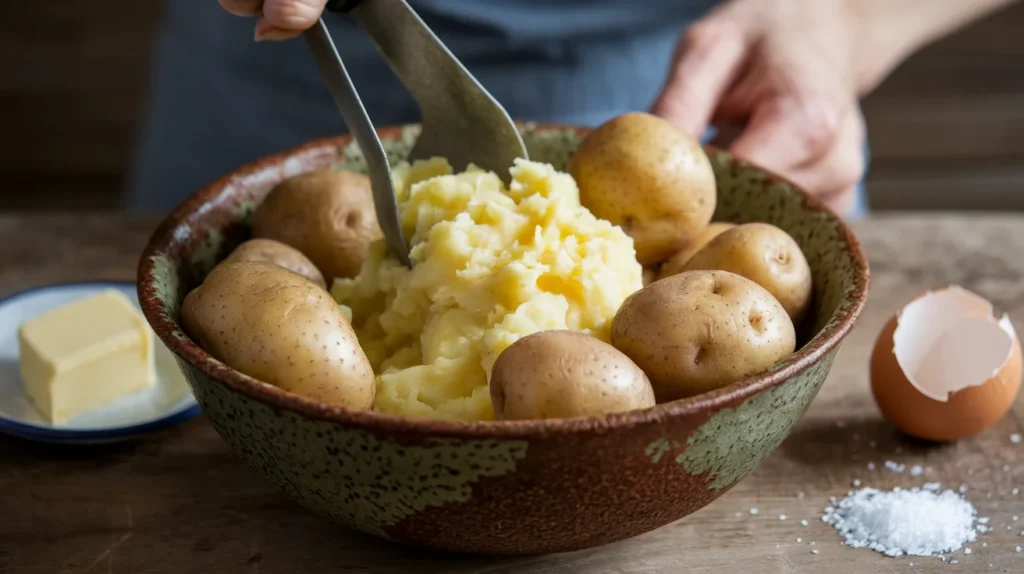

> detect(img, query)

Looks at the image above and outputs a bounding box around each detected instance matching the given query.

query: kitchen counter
[1,212,1022,573]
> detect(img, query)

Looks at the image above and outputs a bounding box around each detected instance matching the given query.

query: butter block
[18,289,156,424]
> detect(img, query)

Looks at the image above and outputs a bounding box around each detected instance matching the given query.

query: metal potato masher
[304,0,529,267]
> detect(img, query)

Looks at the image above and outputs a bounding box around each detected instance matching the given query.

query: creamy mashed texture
[331,157,642,421]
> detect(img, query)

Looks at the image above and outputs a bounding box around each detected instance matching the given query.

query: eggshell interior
[892,286,1017,402]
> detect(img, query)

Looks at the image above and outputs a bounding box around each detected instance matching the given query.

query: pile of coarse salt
[821,483,981,557]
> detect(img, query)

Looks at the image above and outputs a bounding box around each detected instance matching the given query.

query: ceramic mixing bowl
[137,123,869,555]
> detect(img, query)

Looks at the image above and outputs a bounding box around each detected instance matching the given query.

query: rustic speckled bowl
[137,123,869,555]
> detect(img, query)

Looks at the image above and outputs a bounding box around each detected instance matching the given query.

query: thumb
[650,21,747,139]
[728,93,841,172]
[255,0,329,41]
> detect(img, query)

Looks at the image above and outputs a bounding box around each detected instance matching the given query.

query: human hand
[651,0,865,215]
[219,0,329,41]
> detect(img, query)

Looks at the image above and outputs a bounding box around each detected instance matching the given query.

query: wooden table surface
[1,212,1022,574]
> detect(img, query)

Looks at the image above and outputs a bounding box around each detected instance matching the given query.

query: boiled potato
[611,270,796,401]
[490,330,655,420]
[222,238,326,288]
[252,168,383,282]
[682,223,812,324]
[569,112,716,265]
[658,222,735,280]
[642,267,658,287]
[181,261,375,409]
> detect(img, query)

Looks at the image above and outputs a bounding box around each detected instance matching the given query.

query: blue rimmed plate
[0,281,201,444]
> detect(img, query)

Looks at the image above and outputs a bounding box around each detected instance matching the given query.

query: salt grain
[951,560,959,564]
[750,508,759,515]
[978,517,990,524]
[779,514,787,521]
[801,520,809,527]
[820,485,979,557]
[964,547,972,555]
[1011,433,1022,444]
[1014,516,1019,522]
[811,549,819,554]
[885,460,906,473]
[853,479,862,487]
[910,465,923,477]
[797,538,802,542]
[1017,546,1022,552]
[959,484,969,494]
[868,462,876,470]
[923,482,941,491]
[1013,488,1020,496]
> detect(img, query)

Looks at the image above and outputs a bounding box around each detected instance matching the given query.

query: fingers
[823,186,858,217]
[737,101,865,218]
[249,0,328,41]
[254,17,303,41]
[650,21,748,139]
[784,106,866,199]
[220,0,263,16]
[728,92,841,173]
[262,0,328,29]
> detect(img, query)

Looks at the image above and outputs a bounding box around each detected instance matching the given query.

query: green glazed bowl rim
[137,123,870,439]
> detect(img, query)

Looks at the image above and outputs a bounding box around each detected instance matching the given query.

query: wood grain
[0,213,1022,573]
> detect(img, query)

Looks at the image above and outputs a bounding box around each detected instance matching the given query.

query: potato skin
[181,261,375,409]
[658,222,735,281]
[570,112,716,266]
[642,267,658,287]
[252,168,383,281]
[611,270,796,401]
[490,330,655,420]
[222,238,327,289]
[682,223,813,324]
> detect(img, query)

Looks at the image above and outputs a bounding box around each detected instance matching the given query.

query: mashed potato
[331,157,642,421]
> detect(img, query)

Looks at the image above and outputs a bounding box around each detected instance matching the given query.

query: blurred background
[2,1,1023,213]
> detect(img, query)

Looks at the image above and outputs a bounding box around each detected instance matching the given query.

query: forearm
[850,0,1019,94]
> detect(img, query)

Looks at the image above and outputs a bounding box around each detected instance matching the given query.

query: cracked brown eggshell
[611,270,796,401]
[870,286,1022,441]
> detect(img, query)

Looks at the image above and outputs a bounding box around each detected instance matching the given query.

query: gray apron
[125,1,719,212]
[125,0,866,215]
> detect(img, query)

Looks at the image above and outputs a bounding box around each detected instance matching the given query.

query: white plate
[0,281,200,443]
